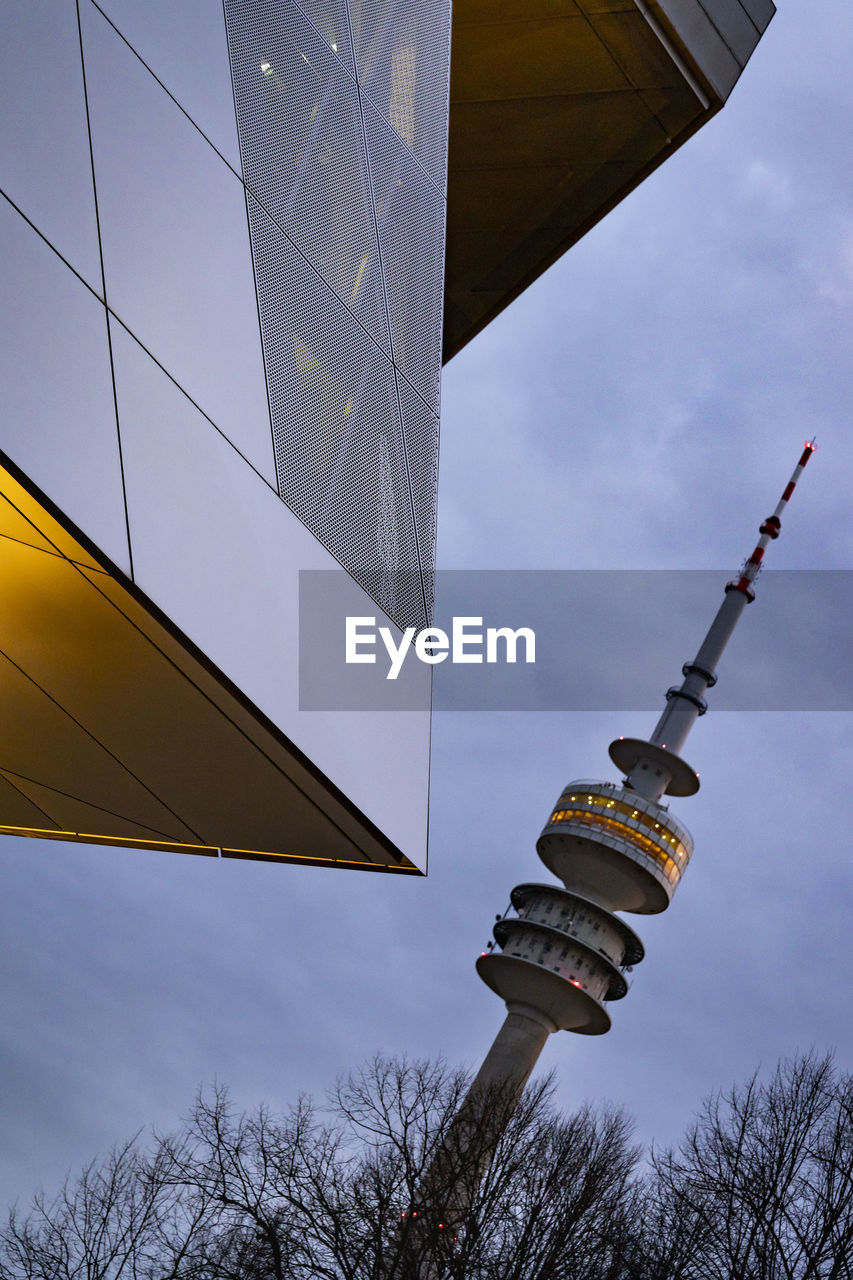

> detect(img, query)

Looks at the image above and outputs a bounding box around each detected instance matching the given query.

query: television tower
[473,440,816,1098]
[394,444,816,1276]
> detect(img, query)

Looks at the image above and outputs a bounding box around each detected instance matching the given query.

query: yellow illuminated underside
[0,460,418,873]
[0,820,412,873]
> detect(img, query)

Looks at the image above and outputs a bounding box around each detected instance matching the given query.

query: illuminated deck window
[549,808,686,885]
[559,789,691,855]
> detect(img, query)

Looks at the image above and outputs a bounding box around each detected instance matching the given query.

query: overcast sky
[1,0,852,1211]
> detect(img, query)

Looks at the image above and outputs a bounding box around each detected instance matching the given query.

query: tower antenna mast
[612,437,817,803]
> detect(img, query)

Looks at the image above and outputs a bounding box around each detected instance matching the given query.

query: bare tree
[5,1051,853,1280]
[0,1058,638,1280]
[328,1057,638,1279]
[0,1131,222,1280]
[627,1051,853,1280]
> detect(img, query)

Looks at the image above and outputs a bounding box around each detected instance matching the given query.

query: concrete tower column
[470,1004,555,1097]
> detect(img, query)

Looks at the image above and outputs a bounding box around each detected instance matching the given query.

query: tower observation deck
[474,442,816,1096]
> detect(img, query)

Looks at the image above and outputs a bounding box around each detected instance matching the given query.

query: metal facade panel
[0,771,64,836]
[454,13,629,100]
[225,0,450,632]
[0,199,130,574]
[225,2,390,352]
[0,549,200,845]
[363,97,446,415]
[443,0,775,359]
[0,462,424,868]
[87,0,242,168]
[695,0,763,61]
[295,0,356,71]
[587,10,691,87]
[350,0,451,192]
[740,0,775,30]
[112,320,430,869]
[0,0,102,290]
[246,194,425,631]
[396,374,439,625]
[0,0,448,870]
[650,0,742,96]
[81,0,277,487]
[0,643,191,846]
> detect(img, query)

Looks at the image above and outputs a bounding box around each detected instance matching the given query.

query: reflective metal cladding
[0,0,773,872]
[0,0,447,873]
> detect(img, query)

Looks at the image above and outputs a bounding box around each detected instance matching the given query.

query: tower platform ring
[476,953,612,1035]
[493,916,628,1000]
[509,882,645,966]
[609,738,700,796]
[537,825,674,914]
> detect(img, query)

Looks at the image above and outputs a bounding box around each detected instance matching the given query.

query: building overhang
[443,0,775,361]
[0,456,421,875]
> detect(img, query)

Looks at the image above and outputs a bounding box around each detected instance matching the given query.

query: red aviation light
[798,439,817,467]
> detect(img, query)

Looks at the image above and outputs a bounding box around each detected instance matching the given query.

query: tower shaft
[470,1005,553,1097]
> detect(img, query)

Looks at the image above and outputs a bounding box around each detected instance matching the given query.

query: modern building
[0,0,772,876]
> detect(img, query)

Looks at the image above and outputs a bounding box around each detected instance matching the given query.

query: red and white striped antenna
[610,440,817,802]
[729,438,816,600]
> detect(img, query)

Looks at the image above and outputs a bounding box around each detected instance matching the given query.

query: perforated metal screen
[363,97,444,412]
[349,0,450,193]
[397,371,439,623]
[223,0,448,632]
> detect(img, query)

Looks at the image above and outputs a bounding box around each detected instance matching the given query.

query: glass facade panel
[0,0,101,289]
[0,198,129,573]
[80,0,276,486]
[91,0,242,169]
